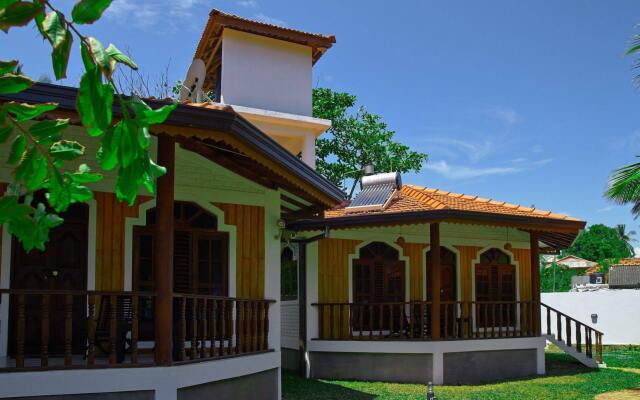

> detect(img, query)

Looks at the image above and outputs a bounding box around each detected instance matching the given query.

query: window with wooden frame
[133,202,229,296]
[281,246,298,301]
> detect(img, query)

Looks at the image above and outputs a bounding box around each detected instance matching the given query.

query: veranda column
[154,134,175,365]
[530,232,541,336]
[430,223,441,340]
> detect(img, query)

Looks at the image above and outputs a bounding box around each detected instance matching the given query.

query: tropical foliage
[605,32,640,214]
[0,0,176,251]
[562,224,631,264]
[540,262,581,292]
[312,88,427,195]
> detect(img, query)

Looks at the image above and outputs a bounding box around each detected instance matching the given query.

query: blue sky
[6,0,640,232]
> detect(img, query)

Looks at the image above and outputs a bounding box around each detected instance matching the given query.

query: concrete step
[543,334,604,368]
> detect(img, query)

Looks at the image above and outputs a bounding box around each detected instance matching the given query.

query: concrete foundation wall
[309,352,433,383]
[4,392,153,400]
[443,349,538,384]
[281,347,300,371]
[177,368,278,400]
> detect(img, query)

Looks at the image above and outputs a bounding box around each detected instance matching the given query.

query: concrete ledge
[178,368,278,400]
[443,349,538,384]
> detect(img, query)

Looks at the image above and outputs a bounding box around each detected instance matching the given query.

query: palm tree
[616,224,636,255]
[605,37,640,215]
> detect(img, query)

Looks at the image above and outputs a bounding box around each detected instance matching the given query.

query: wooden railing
[0,289,275,371]
[172,294,275,362]
[312,300,536,340]
[0,289,155,370]
[542,302,603,364]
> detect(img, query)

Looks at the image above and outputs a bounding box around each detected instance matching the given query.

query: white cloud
[531,144,544,153]
[237,0,258,8]
[424,137,495,163]
[105,0,208,32]
[484,105,522,128]
[597,206,614,213]
[425,160,521,180]
[253,13,286,26]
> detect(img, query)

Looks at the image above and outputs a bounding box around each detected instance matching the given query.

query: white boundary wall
[541,290,640,345]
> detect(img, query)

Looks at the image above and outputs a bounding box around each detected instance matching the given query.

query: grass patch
[283,348,640,400]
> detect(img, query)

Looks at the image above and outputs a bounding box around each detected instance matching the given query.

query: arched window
[133,201,228,296]
[281,246,298,301]
[425,247,457,301]
[353,242,405,304]
[475,248,515,303]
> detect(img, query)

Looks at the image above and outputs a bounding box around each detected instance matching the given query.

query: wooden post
[430,223,441,340]
[298,242,308,377]
[154,134,175,366]
[530,232,541,336]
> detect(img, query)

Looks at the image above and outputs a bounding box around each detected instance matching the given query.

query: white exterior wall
[542,290,640,345]
[221,29,312,116]
[0,126,283,399]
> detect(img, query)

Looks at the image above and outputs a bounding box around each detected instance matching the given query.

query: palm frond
[606,159,640,205]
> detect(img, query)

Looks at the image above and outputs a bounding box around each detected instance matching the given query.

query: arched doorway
[475,248,516,327]
[353,242,405,332]
[9,201,89,356]
[133,201,229,341]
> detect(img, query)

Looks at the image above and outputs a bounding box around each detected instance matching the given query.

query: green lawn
[282,346,640,400]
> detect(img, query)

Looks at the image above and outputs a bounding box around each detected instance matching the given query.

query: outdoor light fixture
[591,314,598,324]
[427,382,437,400]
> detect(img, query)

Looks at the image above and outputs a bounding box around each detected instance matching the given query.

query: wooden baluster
[329,304,335,340]
[398,303,403,337]
[546,306,551,335]
[253,301,259,351]
[190,298,197,360]
[586,329,593,358]
[491,303,497,338]
[358,305,363,339]
[597,333,603,364]
[576,323,582,353]
[556,311,562,342]
[443,303,449,339]
[200,298,207,358]
[219,299,226,356]
[16,294,25,368]
[566,317,572,347]
[483,304,488,338]
[263,301,270,350]
[64,294,73,366]
[338,304,344,340]
[247,301,253,352]
[236,301,243,354]
[498,304,503,338]
[260,302,267,350]
[179,297,186,361]
[369,304,374,338]
[318,305,324,340]
[108,295,117,365]
[378,304,384,337]
[349,304,354,339]
[505,303,511,337]
[41,294,50,367]
[409,303,414,339]
[87,294,96,366]
[210,300,217,357]
[227,300,234,355]
[131,295,139,364]
[420,303,425,339]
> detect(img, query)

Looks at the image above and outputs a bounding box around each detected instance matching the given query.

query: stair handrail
[540,302,603,364]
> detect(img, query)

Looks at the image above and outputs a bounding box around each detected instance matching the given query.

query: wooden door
[475,248,516,327]
[426,248,457,301]
[9,203,88,356]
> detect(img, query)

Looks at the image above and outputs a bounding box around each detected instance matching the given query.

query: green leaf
[140,102,177,125]
[68,163,102,184]
[0,73,32,94]
[0,124,12,142]
[77,66,113,136]
[15,147,47,191]
[86,37,113,77]
[626,44,640,56]
[71,0,112,24]
[80,41,95,71]
[28,118,68,144]
[0,1,42,32]
[5,102,57,121]
[51,29,72,79]
[96,121,121,170]
[105,44,137,70]
[0,59,18,75]
[7,134,26,165]
[46,170,71,212]
[0,0,20,9]
[42,11,65,47]
[49,139,85,160]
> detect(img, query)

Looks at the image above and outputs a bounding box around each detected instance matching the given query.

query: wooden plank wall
[95,192,150,291]
[455,245,484,302]
[396,240,428,301]
[0,182,6,283]
[214,203,265,299]
[317,238,362,303]
[512,247,532,302]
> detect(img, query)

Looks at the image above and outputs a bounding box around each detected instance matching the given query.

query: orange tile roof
[615,258,640,266]
[326,184,582,222]
[195,9,336,65]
